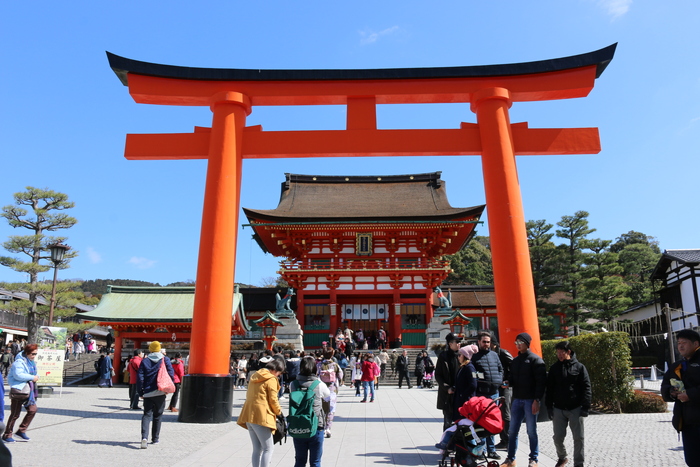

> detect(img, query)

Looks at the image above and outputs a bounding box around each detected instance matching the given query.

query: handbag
[10,383,30,401]
[273,413,287,445]
[157,360,176,394]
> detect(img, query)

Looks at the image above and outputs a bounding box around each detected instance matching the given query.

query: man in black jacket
[472,331,503,460]
[435,333,461,430]
[502,332,547,467]
[661,329,700,467]
[396,349,412,389]
[545,341,591,467]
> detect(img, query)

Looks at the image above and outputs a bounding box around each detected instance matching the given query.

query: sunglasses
[514,341,525,346]
[29,352,38,355]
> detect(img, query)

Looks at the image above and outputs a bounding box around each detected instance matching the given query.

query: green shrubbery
[542,332,634,412]
[622,390,667,413]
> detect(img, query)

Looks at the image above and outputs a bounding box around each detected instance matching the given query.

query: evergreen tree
[579,238,632,325]
[617,243,661,304]
[443,235,493,285]
[0,187,78,343]
[555,211,596,335]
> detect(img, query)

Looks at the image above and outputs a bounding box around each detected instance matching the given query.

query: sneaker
[2,437,14,444]
[360,399,367,403]
[500,460,516,467]
[15,432,30,442]
[555,459,568,467]
[528,460,538,467]
[141,438,148,449]
[152,440,159,445]
[487,452,502,460]
[370,398,374,402]
[325,430,331,438]
[494,440,509,450]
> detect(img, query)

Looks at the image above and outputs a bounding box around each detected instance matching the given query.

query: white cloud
[598,0,632,19]
[359,26,400,46]
[86,247,102,264]
[128,256,157,269]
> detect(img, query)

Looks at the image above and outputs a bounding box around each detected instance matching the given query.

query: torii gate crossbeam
[107,43,616,423]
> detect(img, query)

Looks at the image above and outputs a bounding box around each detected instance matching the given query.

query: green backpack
[287,380,321,438]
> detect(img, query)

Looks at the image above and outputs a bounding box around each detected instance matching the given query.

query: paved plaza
[1,380,686,467]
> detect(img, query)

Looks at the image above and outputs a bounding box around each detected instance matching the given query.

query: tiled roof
[664,249,700,263]
[79,286,243,324]
[651,249,700,281]
[432,285,496,308]
[244,172,484,222]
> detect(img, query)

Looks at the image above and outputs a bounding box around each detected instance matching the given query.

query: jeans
[362,380,375,401]
[293,428,325,467]
[141,394,166,442]
[552,406,584,465]
[682,424,700,467]
[247,422,275,467]
[483,393,499,453]
[507,398,539,461]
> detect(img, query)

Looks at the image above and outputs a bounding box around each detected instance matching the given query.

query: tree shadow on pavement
[73,439,142,450]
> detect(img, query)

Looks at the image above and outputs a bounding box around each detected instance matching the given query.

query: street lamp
[48,243,70,326]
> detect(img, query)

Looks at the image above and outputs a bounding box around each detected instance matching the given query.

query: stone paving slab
[1,383,686,467]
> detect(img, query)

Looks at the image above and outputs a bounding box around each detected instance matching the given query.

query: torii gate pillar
[107,44,615,423]
[472,87,540,352]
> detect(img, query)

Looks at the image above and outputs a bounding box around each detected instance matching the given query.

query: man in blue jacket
[137,341,174,449]
[472,331,503,460]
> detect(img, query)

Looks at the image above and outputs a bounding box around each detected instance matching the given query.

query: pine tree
[555,211,596,335]
[0,187,78,343]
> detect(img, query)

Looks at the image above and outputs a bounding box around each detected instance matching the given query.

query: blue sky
[1,1,698,287]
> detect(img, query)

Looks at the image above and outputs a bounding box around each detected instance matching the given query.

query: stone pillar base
[178,374,235,424]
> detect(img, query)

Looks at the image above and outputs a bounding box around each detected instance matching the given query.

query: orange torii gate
[107,44,616,423]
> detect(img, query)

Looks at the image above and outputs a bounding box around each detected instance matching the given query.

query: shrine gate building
[244,172,484,348]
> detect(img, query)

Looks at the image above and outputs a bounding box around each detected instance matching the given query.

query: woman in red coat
[168,352,186,412]
[360,353,380,403]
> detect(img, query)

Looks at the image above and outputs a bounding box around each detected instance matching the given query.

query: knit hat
[515,333,532,346]
[148,341,162,353]
[459,344,479,361]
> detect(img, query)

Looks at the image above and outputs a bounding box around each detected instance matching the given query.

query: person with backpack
[237,357,285,467]
[316,350,342,438]
[137,341,175,449]
[289,356,331,467]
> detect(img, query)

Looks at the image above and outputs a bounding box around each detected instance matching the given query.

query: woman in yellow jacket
[237,357,285,467]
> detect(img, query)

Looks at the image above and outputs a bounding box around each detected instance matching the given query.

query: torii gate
[107,44,616,423]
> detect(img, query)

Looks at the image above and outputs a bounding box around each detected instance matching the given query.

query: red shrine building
[244,172,484,348]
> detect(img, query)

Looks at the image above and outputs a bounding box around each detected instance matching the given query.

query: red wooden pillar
[112,333,123,384]
[180,92,250,423]
[471,88,541,356]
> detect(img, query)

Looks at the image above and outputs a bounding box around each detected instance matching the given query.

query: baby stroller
[437,396,503,467]
[423,371,434,388]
